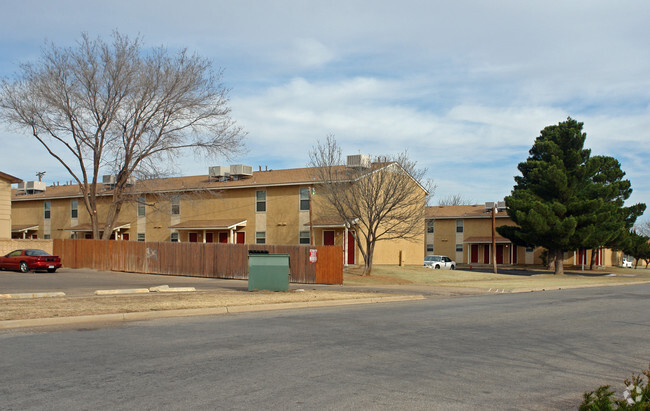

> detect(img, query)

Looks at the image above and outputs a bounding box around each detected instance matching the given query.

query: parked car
[0,249,62,273]
[424,255,456,270]
[622,258,634,268]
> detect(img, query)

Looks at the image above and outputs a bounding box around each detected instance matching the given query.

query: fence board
[55,239,342,284]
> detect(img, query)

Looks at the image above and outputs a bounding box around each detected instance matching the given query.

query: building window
[525,246,534,253]
[299,188,310,211]
[255,231,266,244]
[299,230,310,244]
[137,196,146,217]
[44,234,51,239]
[44,201,51,219]
[171,195,180,215]
[256,190,266,212]
[456,244,463,252]
[426,244,434,253]
[70,200,78,219]
[170,232,179,243]
[456,220,464,233]
[427,220,434,233]
[137,233,145,242]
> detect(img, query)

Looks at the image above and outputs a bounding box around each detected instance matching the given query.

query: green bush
[580,363,649,410]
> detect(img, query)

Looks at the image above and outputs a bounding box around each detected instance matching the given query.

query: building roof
[11,224,39,233]
[10,167,325,201]
[64,222,131,232]
[0,171,22,184]
[169,219,247,230]
[426,204,509,219]
[464,236,511,244]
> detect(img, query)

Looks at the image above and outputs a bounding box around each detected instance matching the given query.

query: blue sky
[1,1,649,220]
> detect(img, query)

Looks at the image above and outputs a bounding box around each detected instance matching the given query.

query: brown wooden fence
[53,239,343,284]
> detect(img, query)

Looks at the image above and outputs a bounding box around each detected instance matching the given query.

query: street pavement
[1,283,648,410]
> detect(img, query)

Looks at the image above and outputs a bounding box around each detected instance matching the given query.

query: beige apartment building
[0,171,22,239]
[11,161,426,267]
[425,204,625,268]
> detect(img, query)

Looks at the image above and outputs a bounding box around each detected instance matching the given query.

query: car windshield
[25,250,51,257]
[426,256,441,262]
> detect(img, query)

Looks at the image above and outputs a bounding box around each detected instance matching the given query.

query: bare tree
[0,32,245,239]
[308,135,432,276]
[437,193,473,206]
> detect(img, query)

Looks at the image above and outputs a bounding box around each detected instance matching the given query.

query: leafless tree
[308,135,432,276]
[437,193,473,206]
[0,32,245,239]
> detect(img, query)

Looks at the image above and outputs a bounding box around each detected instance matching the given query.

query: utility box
[248,252,290,291]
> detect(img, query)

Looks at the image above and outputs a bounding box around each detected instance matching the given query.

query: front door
[236,232,245,244]
[189,232,198,243]
[483,245,490,264]
[347,230,356,265]
[496,244,504,264]
[218,232,228,243]
[471,244,479,263]
[205,232,214,243]
[323,230,335,246]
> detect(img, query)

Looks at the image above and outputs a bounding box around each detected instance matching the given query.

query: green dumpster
[248,252,290,291]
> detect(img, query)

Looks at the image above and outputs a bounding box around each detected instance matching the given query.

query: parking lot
[0,268,253,297]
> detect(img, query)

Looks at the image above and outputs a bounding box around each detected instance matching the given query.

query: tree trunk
[362,243,374,276]
[553,249,565,275]
[589,249,596,270]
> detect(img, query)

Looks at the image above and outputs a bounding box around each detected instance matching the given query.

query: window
[137,233,145,242]
[255,231,266,244]
[525,246,534,253]
[299,230,310,244]
[170,232,179,243]
[455,244,463,252]
[44,201,51,219]
[137,196,146,217]
[427,220,434,233]
[456,220,464,233]
[44,234,51,239]
[71,200,78,219]
[256,190,266,212]
[299,188,310,211]
[171,195,180,215]
[426,244,434,252]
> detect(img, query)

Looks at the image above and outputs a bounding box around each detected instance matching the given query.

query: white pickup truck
[622,258,634,268]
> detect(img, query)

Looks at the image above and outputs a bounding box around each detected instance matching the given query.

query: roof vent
[346,154,371,169]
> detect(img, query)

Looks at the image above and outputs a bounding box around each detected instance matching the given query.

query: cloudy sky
[1,1,649,216]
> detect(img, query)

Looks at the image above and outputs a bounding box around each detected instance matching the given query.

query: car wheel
[19,261,29,273]
[450,265,455,270]
[47,268,57,273]
[435,264,440,269]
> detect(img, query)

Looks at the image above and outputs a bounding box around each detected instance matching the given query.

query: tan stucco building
[11,163,426,267]
[425,204,626,268]
[0,171,22,240]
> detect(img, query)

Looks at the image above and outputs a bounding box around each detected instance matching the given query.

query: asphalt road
[1,284,649,410]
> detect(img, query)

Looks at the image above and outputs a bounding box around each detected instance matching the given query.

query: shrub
[580,363,649,410]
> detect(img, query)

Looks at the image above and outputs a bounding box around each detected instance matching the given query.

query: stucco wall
[0,179,12,239]
[0,239,54,256]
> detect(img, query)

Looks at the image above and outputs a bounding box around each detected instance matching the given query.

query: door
[347,230,356,265]
[122,233,130,241]
[236,232,245,244]
[189,232,198,243]
[512,245,517,264]
[470,244,479,263]
[323,231,335,246]
[218,232,228,243]
[205,232,214,243]
[496,244,504,264]
[483,245,490,264]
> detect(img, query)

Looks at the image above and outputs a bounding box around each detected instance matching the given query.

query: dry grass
[344,265,650,291]
[0,289,387,321]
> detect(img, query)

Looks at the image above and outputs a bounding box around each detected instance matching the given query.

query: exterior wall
[0,239,53,255]
[0,179,12,239]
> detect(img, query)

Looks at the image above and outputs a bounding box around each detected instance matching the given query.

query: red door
[512,245,517,264]
[122,233,130,241]
[236,232,245,244]
[323,231,335,246]
[205,233,214,243]
[496,244,504,264]
[218,232,228,243]
[189,232,198,243]
[483,245,490,264]
[347,231,356,265]
[470,244,479,263]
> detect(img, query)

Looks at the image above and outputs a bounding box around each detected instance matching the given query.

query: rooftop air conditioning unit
[209,166,230,181]
[25,181,46,193]
[229,164,253,177]
[485,201,495,210]
[346,154,371,169]
[103,175,116,185]
[16,182,26,191]
[126,176,136,186]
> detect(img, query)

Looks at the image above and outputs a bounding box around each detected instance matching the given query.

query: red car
[0,249,62,273]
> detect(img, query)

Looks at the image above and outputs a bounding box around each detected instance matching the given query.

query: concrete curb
[0,295,425,330]
[0,292,66,299]
[94,288,150,295]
